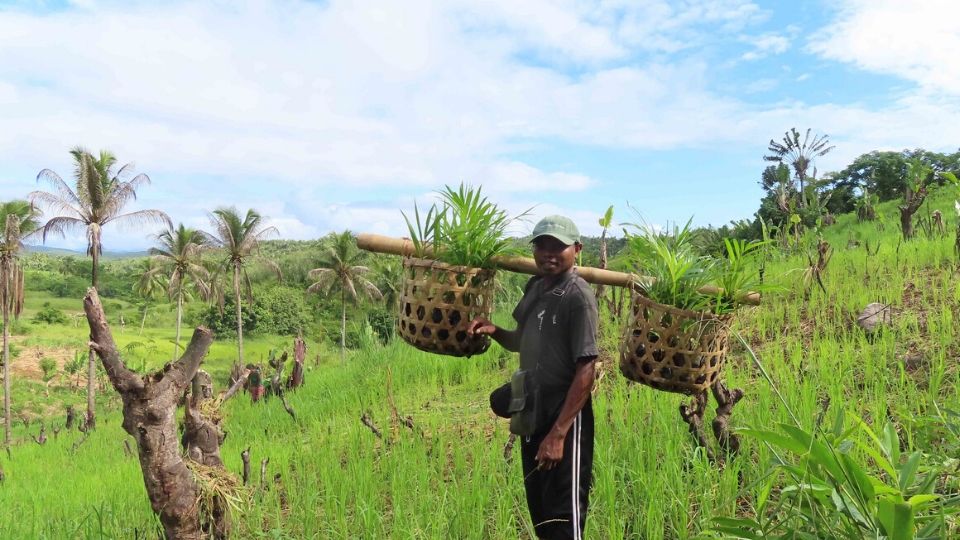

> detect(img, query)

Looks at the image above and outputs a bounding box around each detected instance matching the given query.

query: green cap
[531,215,580,246]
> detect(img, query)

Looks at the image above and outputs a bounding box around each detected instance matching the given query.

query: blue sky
[1,0,958,251]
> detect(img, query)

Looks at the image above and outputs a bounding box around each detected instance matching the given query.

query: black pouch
[489,382,511,419]
[508,369,540,436]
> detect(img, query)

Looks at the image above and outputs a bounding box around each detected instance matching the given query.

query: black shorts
[520,400,594,540]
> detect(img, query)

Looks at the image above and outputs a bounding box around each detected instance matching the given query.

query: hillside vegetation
[0,187,958,538]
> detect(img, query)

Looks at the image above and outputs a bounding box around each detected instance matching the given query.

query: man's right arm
[466,317,521,352]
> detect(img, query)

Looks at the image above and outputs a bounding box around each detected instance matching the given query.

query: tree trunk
[340,289,346,362]
[898,186,927,240]
[899,206,915,239]
[594,230,607,304]
[288,336,305,389]
[174,291,183,362]
[234,265,244,365]
[87,246,100,429]
[83,288,227,540]
[139,304,148,336]
[3,307,10,447]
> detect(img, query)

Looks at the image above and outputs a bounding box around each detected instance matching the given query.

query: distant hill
[24,245,149,259]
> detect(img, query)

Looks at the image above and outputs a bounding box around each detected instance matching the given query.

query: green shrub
[33,302,69,325]
[39,357,57,382]
[199,295,257,338]
[252,286,310,336]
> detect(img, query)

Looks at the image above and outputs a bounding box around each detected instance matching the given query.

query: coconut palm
[132,258,167,336]
[144,224,211,359]
[764,128,835,209]
[29,146,171,429]
[204,207,278,364]
[307,231,382,360]
[0,200,41,446]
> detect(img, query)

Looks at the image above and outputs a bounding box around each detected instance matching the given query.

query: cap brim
[531,233,575,246]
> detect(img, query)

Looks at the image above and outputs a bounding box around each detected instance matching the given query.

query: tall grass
[0,188,957,538]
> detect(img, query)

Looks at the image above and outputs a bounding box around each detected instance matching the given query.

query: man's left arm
[535,357,596,469]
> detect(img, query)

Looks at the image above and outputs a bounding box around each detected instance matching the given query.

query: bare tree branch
[83,288,143,393]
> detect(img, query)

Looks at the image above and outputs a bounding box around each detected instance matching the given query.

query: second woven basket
[619,292,731,395]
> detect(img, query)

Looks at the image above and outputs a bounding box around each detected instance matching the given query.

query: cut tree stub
[397,258,495,357]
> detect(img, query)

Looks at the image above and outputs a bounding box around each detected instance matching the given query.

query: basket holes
[632,329,643,338]
[634,343,646,357]
[695,374,707,385]
[659,366,672,379]
[416,305,426,321]
[708,372,717,382]
[421,326,432,338]
[641,361,653,375]
[470,275,484,287]
[409,268,417,279]
[463,293,473,306]
[660,313,672,327]
[407,323,417,335]
[642,307,651,321]
[448,310,462,326]
[404,303,412,317]
[647,331,660,343]
[652,349,665,363]
[672,353,686,367]
[475,295,484,306]
[455,330,468,342]
[442,291,456,304]
[455,273,467,286]
[709,357,718,367]
[667,335,679,347]
[431,308,443,323]
[678,374,689,383]
[438,329,449,340]
[691,357,704,368]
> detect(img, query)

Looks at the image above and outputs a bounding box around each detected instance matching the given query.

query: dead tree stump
[287,336,306,389]
[679,392,714,462]
[83,288,230,540]
[679,377,744,463]
[241,447,251,486]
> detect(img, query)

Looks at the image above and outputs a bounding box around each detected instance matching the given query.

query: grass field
[0,189,958,538]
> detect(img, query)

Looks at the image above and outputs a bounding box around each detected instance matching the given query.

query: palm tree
[205,207,278,364]
[144,224,211,359]
[764,128,835,209]
[0,200,41,446]
[132,258,167,336]
[29,146,171,429]
[307,231,382,360]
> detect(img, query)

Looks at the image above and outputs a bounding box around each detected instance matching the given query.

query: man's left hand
[535,430,565,469]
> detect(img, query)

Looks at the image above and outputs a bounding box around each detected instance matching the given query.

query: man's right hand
[466,317,496,336]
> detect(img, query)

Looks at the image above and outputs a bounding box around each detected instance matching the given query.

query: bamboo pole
[356,233,761,305]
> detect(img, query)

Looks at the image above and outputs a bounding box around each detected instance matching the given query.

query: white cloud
[3,0,960,250]
[809,0,960,96]
[740,31,791,60]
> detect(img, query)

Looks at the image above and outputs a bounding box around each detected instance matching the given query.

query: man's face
[533,235,580,276]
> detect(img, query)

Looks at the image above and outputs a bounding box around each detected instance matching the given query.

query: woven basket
[397,257,496,357]
[619,292,731,395]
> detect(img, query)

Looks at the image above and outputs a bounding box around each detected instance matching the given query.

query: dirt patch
[8,336,80,381]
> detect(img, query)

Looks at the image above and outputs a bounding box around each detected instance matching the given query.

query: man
[467,215,598,540]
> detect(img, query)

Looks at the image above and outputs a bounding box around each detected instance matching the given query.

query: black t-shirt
[512,269,599,419]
